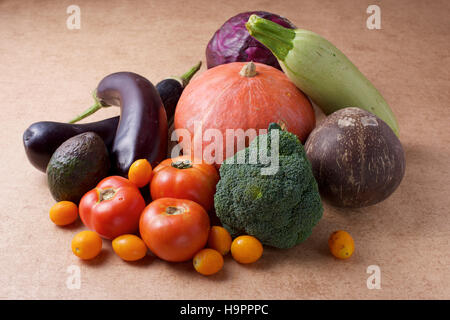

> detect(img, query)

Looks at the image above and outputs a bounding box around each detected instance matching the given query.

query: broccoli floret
[214,123,323,248]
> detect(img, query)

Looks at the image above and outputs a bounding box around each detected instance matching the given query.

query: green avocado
[46,132,110,203]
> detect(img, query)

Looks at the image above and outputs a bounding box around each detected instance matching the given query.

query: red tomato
[139,198,210,262]
[150,156,219,211]
[79,176,146,240]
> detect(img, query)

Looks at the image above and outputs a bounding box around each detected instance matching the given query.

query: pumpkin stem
[239,61,257,77]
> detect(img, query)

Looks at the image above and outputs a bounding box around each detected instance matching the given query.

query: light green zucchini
[246,14,399,136]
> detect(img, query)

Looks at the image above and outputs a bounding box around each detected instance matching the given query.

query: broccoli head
[214,123,323,248]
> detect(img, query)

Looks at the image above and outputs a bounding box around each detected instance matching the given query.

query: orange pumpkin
[174,62,315,165]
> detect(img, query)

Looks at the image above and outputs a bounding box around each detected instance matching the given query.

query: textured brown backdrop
[0,0,449,299]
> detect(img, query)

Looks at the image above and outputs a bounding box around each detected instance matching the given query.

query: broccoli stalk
[214,123,323,248]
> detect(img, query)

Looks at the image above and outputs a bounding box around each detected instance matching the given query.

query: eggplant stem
[68,90,110,124]
[68,62,201,124]
[180,61,202,87]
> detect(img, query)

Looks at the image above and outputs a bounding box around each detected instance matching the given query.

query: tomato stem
[99,188,116,201]
[165,206,185,215]
[171,159,193,169]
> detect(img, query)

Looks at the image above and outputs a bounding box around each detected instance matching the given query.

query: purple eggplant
[68,62,201,124]
[96,72,168,176]
[23,63,201,173]
[23,117,119,173]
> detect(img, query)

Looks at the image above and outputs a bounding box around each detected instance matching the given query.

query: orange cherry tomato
[79,176,146,240]
[193,248,224,276]
[49,201,78,226]
[112,234,148,261]
[139,198,210,262]
[150,156,219,211]
[128,159,153,188]
[71,230,102,260]
[231,235,263,264]
[207,226,232,255]
[328,230,355,259]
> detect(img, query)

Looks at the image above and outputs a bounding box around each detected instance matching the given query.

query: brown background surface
[0,0,449,299]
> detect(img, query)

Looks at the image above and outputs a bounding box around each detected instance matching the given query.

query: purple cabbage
[206,11,296,70]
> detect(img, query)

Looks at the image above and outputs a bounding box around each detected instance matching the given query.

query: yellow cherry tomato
[207,226,232,255]
[231,235,263,264]
[71,231,102,260]
[193,248,224,276]
[49,201,78,226]
[328,230,355,259]
[128,159,153,188]
[112,234,148,261]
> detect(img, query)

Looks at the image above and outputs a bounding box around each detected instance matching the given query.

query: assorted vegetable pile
[23,11,406,275]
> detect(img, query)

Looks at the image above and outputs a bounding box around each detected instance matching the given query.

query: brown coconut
[305,107,405,208]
